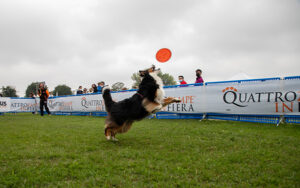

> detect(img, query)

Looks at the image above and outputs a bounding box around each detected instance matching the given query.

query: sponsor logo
[11,102,36,111]
[81,97,105,111]
[222,87,247,107]
[165,96,195,112]
[0,101,7,108]
[0,101,7,106]
[48,100,73,111]
[222,87,300,112]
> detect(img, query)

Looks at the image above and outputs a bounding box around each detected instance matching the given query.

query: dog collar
[136,93,144,98]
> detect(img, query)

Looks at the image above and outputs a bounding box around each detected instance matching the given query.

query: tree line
[1,71,176,97]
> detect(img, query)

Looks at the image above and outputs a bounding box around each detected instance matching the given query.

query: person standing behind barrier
[29,92,36,114]
[97,82,102,93]
[178,75,187,85]
[195,69,204,83]
[77,86,83,95]
[92,84,98,93]
[83,88,88,94]
[38,83,51,116]
[97,81,105,93]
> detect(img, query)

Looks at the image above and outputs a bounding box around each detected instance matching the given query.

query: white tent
[228,72,252,80]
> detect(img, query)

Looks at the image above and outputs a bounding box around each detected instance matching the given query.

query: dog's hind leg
[104,126,112,140]
[105,117,120,141]
[105,122,133,141]
[105,126,119,141]
[104,121,117,140]
[118,121,134,134]
[104,121,132,141]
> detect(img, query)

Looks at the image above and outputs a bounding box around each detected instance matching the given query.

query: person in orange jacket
[38,83,51,116]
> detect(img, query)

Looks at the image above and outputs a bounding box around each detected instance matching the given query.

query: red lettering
[190,96,194,103]
[282,102,293,112]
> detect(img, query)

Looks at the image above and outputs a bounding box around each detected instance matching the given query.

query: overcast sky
[0,0,299,96]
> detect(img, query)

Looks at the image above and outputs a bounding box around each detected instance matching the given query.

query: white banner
[162,79,300,115]
[3,98,36,112]
[0,97,11,112]
[47,91,137,112]
[1,78,299,115]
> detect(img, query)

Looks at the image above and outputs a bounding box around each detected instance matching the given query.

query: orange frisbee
[156,48,172,63]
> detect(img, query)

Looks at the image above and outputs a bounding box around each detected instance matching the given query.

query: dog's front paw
[173,98,181,103]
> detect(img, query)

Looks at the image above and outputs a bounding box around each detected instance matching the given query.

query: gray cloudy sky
[0,0,299,96]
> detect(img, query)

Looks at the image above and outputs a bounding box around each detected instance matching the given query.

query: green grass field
[0,114,299,187]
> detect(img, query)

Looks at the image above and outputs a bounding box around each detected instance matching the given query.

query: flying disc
[156,48,172,63]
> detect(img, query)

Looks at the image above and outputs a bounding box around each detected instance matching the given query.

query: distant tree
[131,71,176,88]
[111,82,125,91]
[25,82,39,97]
[1,86,18,97]
[52,85,72,96]
[157,72,177,86]
[131,73,142,88]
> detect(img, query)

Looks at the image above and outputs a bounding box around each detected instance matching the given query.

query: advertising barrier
[1,76,299,124]
[0,97,10,112]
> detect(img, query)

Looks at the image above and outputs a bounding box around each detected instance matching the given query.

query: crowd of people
[76,81,105,95]
[0,69,204,98]
[75,69,204,95]
[74,69,204,95]
[178,69,204,85]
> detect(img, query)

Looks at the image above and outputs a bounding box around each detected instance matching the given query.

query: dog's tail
[102,86,115,112]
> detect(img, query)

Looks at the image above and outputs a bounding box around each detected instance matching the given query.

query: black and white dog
[102,65,181,140]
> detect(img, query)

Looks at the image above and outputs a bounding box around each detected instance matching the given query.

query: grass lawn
[0,113,299,187]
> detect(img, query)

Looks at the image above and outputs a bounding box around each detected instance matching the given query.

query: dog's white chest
[155,87,165,103]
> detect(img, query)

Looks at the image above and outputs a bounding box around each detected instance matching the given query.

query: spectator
[29,92,35,114]
[97,82,102,93]
[29,92,35,98]
[195,69,204,83]
[89,88,93,93]
[38,83,51,116]
[178,76,187,85]
[92,84,98,93]
[77,86,83,95]
[83,88,88,94]
[97,81,105,92]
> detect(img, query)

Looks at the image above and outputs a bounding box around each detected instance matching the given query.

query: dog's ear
[148,65,155,73]
[139,65,156,77]
[146,65,156,73]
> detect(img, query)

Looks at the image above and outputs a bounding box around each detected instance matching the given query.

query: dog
[102,65,181,140]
